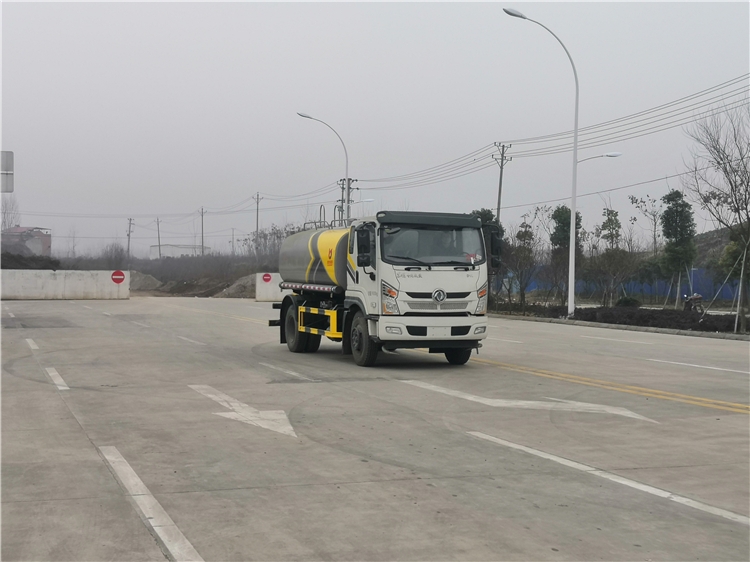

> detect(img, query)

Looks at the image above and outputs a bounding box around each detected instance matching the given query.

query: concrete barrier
[1,270,130,300]
[255,273,290,302]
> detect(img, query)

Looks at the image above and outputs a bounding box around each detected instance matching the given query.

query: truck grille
[406,292,470,299]
[407,301,468,311]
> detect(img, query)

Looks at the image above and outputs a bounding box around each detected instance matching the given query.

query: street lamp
[504,7,580,317]
[578,152,622,164]
[297,113,351,221]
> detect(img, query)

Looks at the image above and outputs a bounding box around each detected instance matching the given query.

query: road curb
[488,313,750,342]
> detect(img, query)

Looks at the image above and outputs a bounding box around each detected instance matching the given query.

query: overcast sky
[2,1,748,258]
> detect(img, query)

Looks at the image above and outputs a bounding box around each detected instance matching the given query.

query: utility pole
[231,227,235,256]
[126,218,133,267]
[254,192,263,237]
[156,218,162,259]
[492,143,512,224]
[199,207,206,256]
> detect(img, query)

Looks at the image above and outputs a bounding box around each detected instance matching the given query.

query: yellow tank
[279,228,353,288]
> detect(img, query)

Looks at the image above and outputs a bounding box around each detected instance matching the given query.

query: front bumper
[376,315,488,342]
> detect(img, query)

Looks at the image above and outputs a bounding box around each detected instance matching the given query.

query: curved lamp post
[297,113,350,221]
[578,152,622,164]
[504,7,580,317]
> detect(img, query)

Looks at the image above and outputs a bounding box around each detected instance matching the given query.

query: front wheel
[445,348,473,365]
[350,312,378,367]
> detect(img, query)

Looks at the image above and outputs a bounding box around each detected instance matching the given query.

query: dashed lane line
[469,431,749,527]
[132,321,150,328]
[260,362,319,382]
[99,446,204,561]
[45,367,69,391]
[83,305,92,310]
[103,312,111,316]
[487,337,523,344]
[644,358,749,375]
[25,339,38,350]
[177,335,207,346]
[8,313,15,318]
[581,335,654,345]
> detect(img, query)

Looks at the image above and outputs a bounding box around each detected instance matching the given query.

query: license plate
[427,326,450,337]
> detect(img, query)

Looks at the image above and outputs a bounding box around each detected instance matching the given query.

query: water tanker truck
[269,210,501,366]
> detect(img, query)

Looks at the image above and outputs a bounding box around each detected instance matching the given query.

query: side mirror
[356,228,372,267]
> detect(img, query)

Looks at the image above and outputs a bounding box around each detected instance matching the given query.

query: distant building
[149,244,211,259]
[1,226,52,256]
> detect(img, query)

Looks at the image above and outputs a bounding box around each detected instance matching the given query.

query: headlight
[475,282,488,315]
[382,281,400,315]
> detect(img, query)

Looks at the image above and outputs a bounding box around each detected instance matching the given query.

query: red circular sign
[262,273,272,283]
[111,270,125,284]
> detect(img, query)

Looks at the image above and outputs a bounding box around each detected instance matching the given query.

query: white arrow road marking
[468,432,749,526]
[259,362,319,382]
[189,385,297,437]
[401,380,656,423]
[99,446,204,561]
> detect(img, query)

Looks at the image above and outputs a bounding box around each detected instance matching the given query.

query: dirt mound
[214,274,256,298]
[130,271,163,291]
[1,252,61,270]
[157,278,230,297]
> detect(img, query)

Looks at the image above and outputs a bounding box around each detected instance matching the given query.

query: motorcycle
[683,293,704,313]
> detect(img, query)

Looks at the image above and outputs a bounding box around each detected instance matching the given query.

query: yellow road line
[469,356,749,414]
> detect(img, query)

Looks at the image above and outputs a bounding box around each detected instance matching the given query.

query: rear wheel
[350,311,378,367]
[284,304,309,353]
[445,348,472,365]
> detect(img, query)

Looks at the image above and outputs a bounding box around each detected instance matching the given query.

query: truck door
[352,223,379,315]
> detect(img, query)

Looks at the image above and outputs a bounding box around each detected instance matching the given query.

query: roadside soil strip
[468,431,750,527]
[45,367,69,391]
[99,446,204,562]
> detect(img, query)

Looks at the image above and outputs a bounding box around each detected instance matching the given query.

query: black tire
[445,348,473,365]
[304,333,322,353]
[350,311,378,367]
[285,303,309,353]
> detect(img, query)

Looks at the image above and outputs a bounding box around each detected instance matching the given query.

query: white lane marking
[99,446,204,561]
[8,312,15,318]
[487,337,523,344]
[83,305,92,310]
[189,385,297,437]
[581,335,654,345]
[103,312,111,316]
[468,432,750,526]
[45,367,70,391]
[259,362,319,382]
[177,336,206,346]
[402,380,655,422]
[25,339,39,350]
[132,321,150,328]
[645,358,749,375]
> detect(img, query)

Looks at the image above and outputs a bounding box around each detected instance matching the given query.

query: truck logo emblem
[432,289,447,303]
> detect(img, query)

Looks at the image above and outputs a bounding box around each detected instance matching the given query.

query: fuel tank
[279,228,352,288]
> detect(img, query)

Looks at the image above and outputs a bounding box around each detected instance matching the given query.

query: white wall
[255,273,290,302]
[1,270,130,300]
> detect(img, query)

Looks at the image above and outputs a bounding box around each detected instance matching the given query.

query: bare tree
[66,225,78,258]
[683,104,749,331]
[629,194,663,257]
[1,194,21,232]
[503,219,543,313]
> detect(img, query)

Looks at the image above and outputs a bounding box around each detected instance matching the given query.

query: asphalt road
[3,297,749,561]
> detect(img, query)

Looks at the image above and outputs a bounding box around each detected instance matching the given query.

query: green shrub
[615,296,641,308]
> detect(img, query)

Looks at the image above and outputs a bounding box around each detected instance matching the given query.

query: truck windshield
[380,226,486,266]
